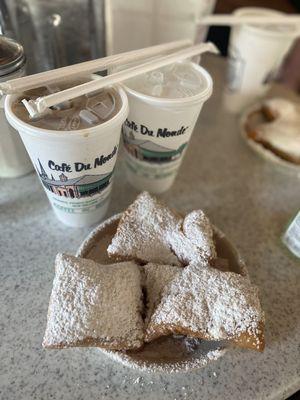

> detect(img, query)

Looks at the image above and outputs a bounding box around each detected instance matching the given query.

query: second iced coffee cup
[121,61,213,193]
[5,80,128,227]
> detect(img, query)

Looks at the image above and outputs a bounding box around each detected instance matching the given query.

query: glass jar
[0,36,33,178]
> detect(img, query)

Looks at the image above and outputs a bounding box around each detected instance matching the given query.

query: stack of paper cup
[224,7,300,114]
[122,61,213,194]
[5,84,128,228]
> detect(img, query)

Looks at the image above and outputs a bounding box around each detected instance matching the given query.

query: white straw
[0,39,192,95]
[198,14,300,26]
[24,42,219,117]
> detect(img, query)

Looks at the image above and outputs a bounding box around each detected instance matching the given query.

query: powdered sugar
[143,263,181,325]
[74,213,255,372]
[107,192,216,267]
[99,339,226,373]
[248,98,300,162]
[183,210,216,259]
[263,97,298,120]
[146,264,264,350]
[44,193,265,372]
[254,118,300,160]
[43,254,144,350]
[108,192,182,265]
[166,210,216,266]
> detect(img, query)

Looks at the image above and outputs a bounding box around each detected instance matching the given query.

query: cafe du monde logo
[35,146,117,199]
[123,119,188,164]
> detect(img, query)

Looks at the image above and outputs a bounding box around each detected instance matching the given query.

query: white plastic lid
[123,62,213,106]
[234,7,300,38]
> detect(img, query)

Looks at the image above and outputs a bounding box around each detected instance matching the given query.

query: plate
[240,103,300,177]
[76,213,248,373]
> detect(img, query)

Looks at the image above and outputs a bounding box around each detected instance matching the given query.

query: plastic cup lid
[123,62,213,106]
[233,7,300,37]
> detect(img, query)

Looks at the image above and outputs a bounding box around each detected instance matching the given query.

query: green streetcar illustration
[36,159,113,199]
[123,129,188,164]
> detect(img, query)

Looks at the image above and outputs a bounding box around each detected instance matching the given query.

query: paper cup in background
[5,85,128,227]
[122,62,213,194]
[223,7,300,114]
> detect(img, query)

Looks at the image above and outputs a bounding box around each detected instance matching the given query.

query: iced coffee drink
[12,82,122,131]
[121,61,213,193]
[5,79,128,227]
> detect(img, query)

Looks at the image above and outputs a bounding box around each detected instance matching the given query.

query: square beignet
[43,254,144,350]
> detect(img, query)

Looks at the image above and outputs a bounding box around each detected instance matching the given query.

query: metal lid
[0,36,26,77]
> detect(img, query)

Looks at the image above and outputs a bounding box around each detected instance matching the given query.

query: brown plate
[76,213,248,373]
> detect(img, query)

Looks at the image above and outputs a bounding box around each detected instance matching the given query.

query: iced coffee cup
[224,7,300,113]
[5,79,128,227]
[121,61,213,193]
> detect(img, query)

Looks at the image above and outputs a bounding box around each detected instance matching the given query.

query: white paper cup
[122,62,213,194]
[224,7,300,114]
[5,85,128,227]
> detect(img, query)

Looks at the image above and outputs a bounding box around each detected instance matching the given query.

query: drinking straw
[0,39,192,95]
[198,14,300,26]
[22,42,219,117]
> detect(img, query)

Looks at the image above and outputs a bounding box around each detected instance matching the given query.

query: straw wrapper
[0,40,191,96]
[22,42,219,118]
[199,14,300,26]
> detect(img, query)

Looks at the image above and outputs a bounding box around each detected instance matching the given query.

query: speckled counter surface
[1,55,300,400]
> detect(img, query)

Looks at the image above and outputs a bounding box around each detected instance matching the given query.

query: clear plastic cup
[0,37,33,178]
[5,84,128,227]
[224,7,300,114]
[122,61,213,194]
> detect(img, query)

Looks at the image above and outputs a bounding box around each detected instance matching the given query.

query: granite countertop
[1,55,299,400]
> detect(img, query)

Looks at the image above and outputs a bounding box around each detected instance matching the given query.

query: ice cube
[165,84,195,98]
[68,114,81,130]
[178,77,199,97]
[173,64,198,81]
[79,109,99,125]
[178,86,197,97]
[151,85,163,97]
[57,114,80,130]
[147,71,164,85]
[87,93,115,120]
[173,65,199,90]
[57,116,69,130]
[180,80,200,92]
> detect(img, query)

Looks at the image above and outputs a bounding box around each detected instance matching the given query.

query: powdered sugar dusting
[99,340,226,373]
[183,210,216,259]
[143,263,181,325]
[263,97,298,120]
[107,192,216,266]
[146,264,264,349]
[108,192,182,265]
[74,210,261,372]
[248,98,300,162]
[254,119,300,160]
[43,254,144,350]
[166,210,216,266]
